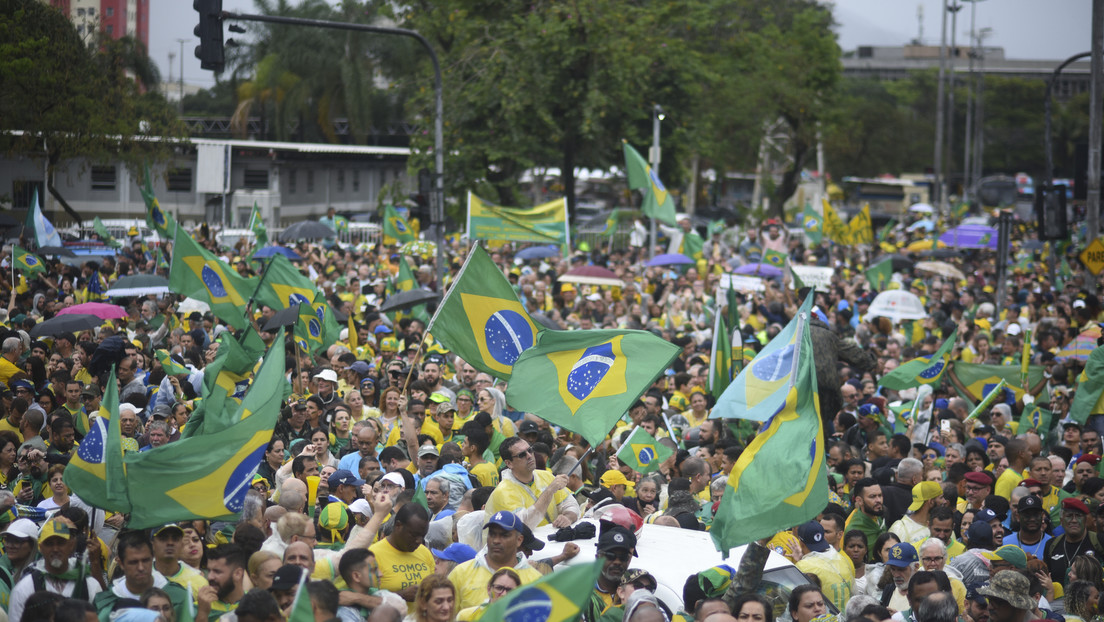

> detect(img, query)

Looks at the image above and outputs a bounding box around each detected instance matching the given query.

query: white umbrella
[177,298,211,314]
[915,261,966,280]
[867,290,928,321]
[908,203,934,213]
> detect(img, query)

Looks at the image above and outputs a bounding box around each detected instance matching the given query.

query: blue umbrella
[515,245,560,261]
[645,253,694,267]
[253,246,303,260]
[732,263,783,279]
[907,219,936,232]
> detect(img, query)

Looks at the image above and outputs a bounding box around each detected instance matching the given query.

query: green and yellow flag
[428,245,542,379]
[623,140,677,226]
[248,202,268,248]
[952,362,1045,407]
[181,330,266,439]
[93,217,121,249]
[12,246,45,277]
[1072,346,1104,424]
[504,329,680,447]
[1018,403,1054,441]
[616,427,673,474]
[712,294,813,422]
[709,310,734,399]
[821,199,848,244]
[467,193,569,245]
[122,334,285,529]
[294,294,339,355]
[383,204,415,244]
[475,561,602,622]
[711,297,826,555]
[848,204,874,245]
[63,367,129,511]
[140,164,178,239]
[155,350,190,376]
[168,233,257,329]
[763,249,787,269]
[254,254,317,311]
[863,257,894,291]
[879,330,957,391]
[802,203,822,245]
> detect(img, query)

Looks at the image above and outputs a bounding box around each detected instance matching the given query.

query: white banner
[791,265,834,292]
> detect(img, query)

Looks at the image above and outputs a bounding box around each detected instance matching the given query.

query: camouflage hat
[978,570,1035,610]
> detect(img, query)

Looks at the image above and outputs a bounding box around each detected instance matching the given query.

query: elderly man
[9,518,102,621]
[337,422,379,474]
[962,472,993,512]
[917,538,967,611]
[485,437,580,528]
[880,542,919,611]
[1042,498,1102,588]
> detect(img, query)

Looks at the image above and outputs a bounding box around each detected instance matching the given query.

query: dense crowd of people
[0,207,1099,622]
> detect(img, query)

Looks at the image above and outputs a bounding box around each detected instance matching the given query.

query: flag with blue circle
[712,293,813,422]
[168,232,257,329]
[879,330,957,391]
[12,245,45,277]
[63,367,130,511]
[506,329,680,447]
[711,301,827,556]
[802,203,823,245]
[139,164,178,239]
[475,560,601,622]
[428,245,542,379]
[254,253,318,311]
[121,334,286,529]
[622,140,677,226]
[616,426,673,474]
[383,204,415,243]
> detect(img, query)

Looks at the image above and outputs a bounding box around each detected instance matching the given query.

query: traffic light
[193,0,225,73]
[1035,184,1068,241]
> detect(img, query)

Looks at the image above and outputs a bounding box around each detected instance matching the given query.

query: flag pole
[567,446,594,477]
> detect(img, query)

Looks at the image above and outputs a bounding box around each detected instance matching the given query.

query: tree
[0,0,184,219]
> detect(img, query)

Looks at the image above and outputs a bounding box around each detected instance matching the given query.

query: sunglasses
[602,550,632,562]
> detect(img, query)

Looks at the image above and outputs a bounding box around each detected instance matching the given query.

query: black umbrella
[884,254,914,272]
[29,314,102,338]
[262,304,302,331]
[278,221,337,242]
[379,289,440,314]
[36,246,76,257]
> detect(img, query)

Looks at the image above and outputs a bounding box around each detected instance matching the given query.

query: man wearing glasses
[584,525,637,622]
[484,437,580,529]
[448,510,541,609]
[962,472,993,512]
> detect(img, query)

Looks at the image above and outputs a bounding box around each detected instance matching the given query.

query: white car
[531,518,819,615]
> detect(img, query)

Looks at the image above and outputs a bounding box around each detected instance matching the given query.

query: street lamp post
[176,38,187,114]
[649,104,665,259]
[934,2,948,212]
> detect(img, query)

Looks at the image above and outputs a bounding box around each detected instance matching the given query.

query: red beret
[964,472,994,487]
[1020,478,1044,488]
[1077,454,1102,466]
[1063,497,1090,515]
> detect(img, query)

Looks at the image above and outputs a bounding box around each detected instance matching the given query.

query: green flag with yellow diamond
[616,427,673,474]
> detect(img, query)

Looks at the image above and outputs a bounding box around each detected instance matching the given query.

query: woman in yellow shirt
[679,392,711,428]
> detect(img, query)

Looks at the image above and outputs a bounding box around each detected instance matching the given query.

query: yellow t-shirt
[0,418,22,442]
[384,418,444,447]
[369,538,435,614]
[449,558,543,609]
[796,550,854,612]
[485,470,571,527]
[469,462,500,487]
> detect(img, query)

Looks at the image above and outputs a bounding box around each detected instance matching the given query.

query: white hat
[6,518,38,541]
[118,403,143,415]
[313,369,338,384]
[1005,323,1022,336]
[349,498,372,517]
[380,472,405,488]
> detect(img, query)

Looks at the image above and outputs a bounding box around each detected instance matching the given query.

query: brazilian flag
[763,249,787,269]
[121,335,286,529]
[168,233,257,329]
[711,298,827,555]
[93,217,122,249]
[254,254,317,311]
[63,367,129,511]
[952,362,1046,407]
[848,204,874,245]
[712,294,813,422]
[616,427,673,474]
[155,349,189,376]
[475,561,602,622]
[383,204,415,244]
[181,330,266,439]
[709,311,734,399]
[248,202,268,248]
[879,330,957,391]
[802,203,822,245]
[428,245,542,379]
[864,257,894,291]
[622,140,677,226]
[139,164,178,239]
[1071,345,1104,424]
[1018,403,1054,441]
[504,329,680,447]
[12,245,45,277]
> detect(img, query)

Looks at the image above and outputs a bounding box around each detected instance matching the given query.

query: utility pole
[944,2,962,211]
[176,38,187,114]
[1089,0,1104,258]
[934,2,948,211]
[649,104,664,259]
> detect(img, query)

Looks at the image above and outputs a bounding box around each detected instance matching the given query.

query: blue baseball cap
[432,542,477,564]
[484,510,521,533]
[327,469,364,489]
[885,542,918,567]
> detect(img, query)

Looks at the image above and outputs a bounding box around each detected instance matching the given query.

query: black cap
[1017,494,1044,513]
[596,525,637,556]
[519,421,539,435]
[269,564,303,591]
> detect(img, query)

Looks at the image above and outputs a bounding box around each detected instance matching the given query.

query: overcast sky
[151,1,1090,90]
